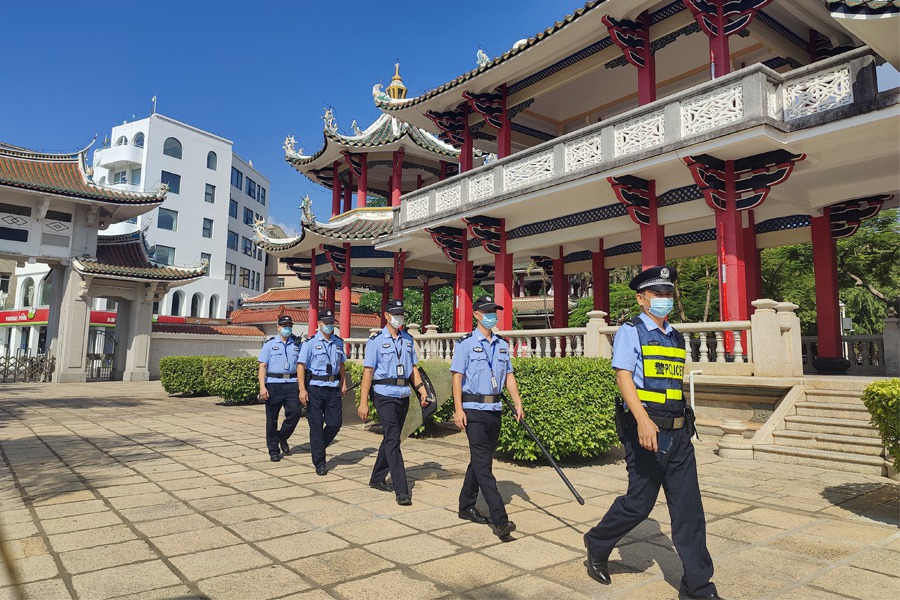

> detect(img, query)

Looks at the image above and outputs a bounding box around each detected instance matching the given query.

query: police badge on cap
[629,265,677,292]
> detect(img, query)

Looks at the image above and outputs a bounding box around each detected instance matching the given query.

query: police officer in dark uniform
[297,309,346,476]
[257,315,304,462]
[583,266,721,600]
[451,296,524,538]
[358,299,429,506]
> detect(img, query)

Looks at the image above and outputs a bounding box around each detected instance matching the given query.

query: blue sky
[0,0,585,233]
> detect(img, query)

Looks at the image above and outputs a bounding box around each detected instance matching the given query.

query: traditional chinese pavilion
[262,0,898,372]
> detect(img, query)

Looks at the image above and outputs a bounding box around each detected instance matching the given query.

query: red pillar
[494,220,513,330]
[422,278,432,326]
[716,160,748,323]
[416,174,424,190]
[380,277,389,328]
[325,276,335,312]
[592,243,610,315]
[642,180,665,270]
[356,153,368,208]
[393,252,405,300]
[391,148,404,207]
[308,249,319,337]
[439,160,448,181]
[552,247,567,329]
[343,171,352,214]
[340,243,351,342]
[497,85,511,158]
[459,115,473,173]
[743,211,762,315]
[637,12,656,104]
[454,234,473,332]
[331,161,341,217]
[811,209,842,359]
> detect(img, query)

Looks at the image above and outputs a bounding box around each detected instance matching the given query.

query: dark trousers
[264,382,301,456]
[307,385,342,467]
[459,409,507,527]
[370,393,410,496]
[584,424,717,597]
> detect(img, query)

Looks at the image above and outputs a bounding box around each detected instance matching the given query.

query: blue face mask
[321,324,334,334]
[480,313,498,329]
[648,298,674,318]
[279,326,293,338]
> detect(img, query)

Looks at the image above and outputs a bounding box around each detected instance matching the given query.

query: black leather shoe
[458,507,489,524]
[586,549,611,585]
[491,519,516,538]
[270,454,281,462]
[396,494,412,506]
[279,440,291,455]
[315,464,327,476]
[679,592,722,599]
[368,480,393,493]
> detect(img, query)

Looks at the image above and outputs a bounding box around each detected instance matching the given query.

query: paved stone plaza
[1,382,897,600]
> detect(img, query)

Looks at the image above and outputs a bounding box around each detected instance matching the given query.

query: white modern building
[92,113,269,318]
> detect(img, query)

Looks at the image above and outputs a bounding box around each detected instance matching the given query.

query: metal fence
[0,354,56,383]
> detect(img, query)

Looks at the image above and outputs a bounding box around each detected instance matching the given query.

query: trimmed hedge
[159,356,209,396]
[160,355,259,405]
[862,378,900,470]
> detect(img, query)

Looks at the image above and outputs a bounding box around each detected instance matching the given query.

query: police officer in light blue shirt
[297,309,346,476]
[358,299,428,506]
[257,315,304,462]
[451,295,524,539]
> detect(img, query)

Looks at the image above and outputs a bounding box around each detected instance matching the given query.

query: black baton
[502,396,585,505]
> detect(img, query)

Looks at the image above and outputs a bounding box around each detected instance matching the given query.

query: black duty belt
[462,393,502,403]
[648,414,685,430]
[373,378,408,386]
[267,372,298,380]
[308,374,340,382]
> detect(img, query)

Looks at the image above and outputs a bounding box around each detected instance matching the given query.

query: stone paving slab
[1,381,898,600]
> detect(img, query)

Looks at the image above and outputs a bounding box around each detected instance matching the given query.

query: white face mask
[388,315,405,329]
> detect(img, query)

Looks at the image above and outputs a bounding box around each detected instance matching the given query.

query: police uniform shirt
[298,331,345,387]
[258,335,303,383]
[364,327,418,398]
[612,312,675,393]
[450,329,513,411]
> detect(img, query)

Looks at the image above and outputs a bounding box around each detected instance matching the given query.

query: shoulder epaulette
[368,332,379,340]
[457,332,474,343]
[264,335,275,341]
[333,334,344,342]
[626,316,643,327]
[495,333,507,342]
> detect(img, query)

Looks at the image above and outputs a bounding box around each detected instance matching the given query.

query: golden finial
[386,63,408,100]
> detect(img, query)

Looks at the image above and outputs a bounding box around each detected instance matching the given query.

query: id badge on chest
[396,365,405,377]
[283,361,290,371]
[490,375,498,391]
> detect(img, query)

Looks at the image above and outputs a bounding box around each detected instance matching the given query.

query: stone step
[754,444,885,475]
[795,401,872,420]
[803,388,866,405]
[772,430,885,456]
[783,415,880,438]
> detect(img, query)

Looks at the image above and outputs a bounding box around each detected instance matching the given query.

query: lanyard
[391,336,404,362]
[479,339,497,370]
[321,338,334,370]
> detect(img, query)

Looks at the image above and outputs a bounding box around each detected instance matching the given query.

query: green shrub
[498,357,619,461]
[204,357,260,404]
[160,356,209,396]
[862,378,900,470]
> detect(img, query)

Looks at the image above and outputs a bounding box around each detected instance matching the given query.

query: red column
[637,12,656,104]
[380,277,389,328]
[340,243,351,343]
[716,160,748,324]
[454,234,473,332]
[592,243,610,315]
[393,252,405,300]
[811,209,842,359]
[343,171,352,214]
[416,174,424,190]
[439,160,448,181]
[459,115,473,173]
[494,220,513,330]
[642,180,664,269]
[743,211,762,315]
[325,276,335,312]
[421,278,432,326]
[356,153,368,208]
[331,161,341,217]
[497,85,511,158]
[552,247,567,329]
[391,148,405,207]
[308,250,319,337]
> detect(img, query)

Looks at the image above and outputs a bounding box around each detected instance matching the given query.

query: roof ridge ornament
[283,135,303,157]
[386,63,408,100]
[476,48,490,68]
[373,83,392,104]
[301,195,316,225]
[323,108,338,134]
[350,120,363,136]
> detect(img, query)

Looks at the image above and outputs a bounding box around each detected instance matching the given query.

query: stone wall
[148,333,266,379]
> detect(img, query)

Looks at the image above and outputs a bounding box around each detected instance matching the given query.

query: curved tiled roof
[0,143,166,204]
[243,287,362,306]
[230,306,380,329]
[152,324,265,336]
[374,0,605,111]
[74,231,206,282]
[253,203,395,255]
[825,0,900,14]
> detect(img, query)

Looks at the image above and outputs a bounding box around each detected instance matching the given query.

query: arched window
[170,291,184,316]
[163,137,182,159]
[190,293,202,317]
[207,151,217,170]
[208,295,219,318]
[39,278,52,307]
[115,136,128,146]
[21,278,34,307]
[133,132,145,148]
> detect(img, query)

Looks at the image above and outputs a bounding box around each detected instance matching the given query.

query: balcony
[398,48,883,230]
[95,144,144,169]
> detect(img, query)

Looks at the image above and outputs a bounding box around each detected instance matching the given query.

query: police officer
[358,299,428,506]
[257,315,304,462]
[297,309,346,476]
[583,266,721,600]
[451,296,524,538]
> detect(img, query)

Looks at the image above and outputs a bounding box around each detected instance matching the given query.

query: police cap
[319,309,336,324]
[385,299,405,315]
[473,295,503,312]
[629,265,677,292]
[277,314,294,326]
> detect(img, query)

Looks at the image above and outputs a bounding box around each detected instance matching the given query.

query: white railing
[801,334,886,376]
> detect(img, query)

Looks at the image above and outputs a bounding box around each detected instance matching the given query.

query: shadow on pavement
[615,519,682,590]
[821,481,900,526]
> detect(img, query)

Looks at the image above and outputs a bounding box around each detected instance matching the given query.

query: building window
[112,170,127,184]
[160,171,180,194]
[229,199,238,219]
[242,236,254,256]
[208,295,219,318]
[202,218,213,238]
[201,252,211,276]
[190,293,202,317]
[207,151,217,170]
[225,263,236,284]
[130,168,142,186]
[157,208,178,231]
[116,136,127,146]
[155,245,175,266]
[254,271,261,291]
[246,178,257,199]
[239,267,250,288]
[227,230,238,250]
[133,132,145,148]
[205,183,215,203]
[170,290,183,316]
[276,277,285,288]
[163,137,182,159]
[231,167,243,189]
[258,186,266,205]
[243,207,254,226]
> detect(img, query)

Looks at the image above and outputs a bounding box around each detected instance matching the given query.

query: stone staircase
[754,378,887,475]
